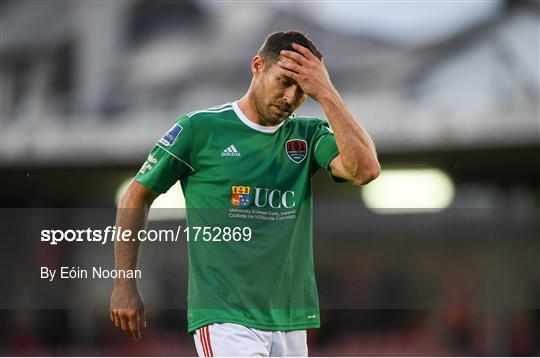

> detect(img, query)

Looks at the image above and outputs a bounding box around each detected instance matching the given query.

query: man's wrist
[114,278,138,290]
[316,88,341,107]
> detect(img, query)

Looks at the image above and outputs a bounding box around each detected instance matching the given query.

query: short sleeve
[135,115,194,193]
[312,121,347,183]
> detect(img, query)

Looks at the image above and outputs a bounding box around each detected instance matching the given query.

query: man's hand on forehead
[281,43,318,63]
[277,43,334,101]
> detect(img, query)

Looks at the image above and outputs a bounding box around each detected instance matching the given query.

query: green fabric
[135,102,344,332]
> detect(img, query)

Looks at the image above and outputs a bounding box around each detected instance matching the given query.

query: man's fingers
[280,50,306,65]
[119,313,131,338]
[127,311,141,340]
[139,308,147,328]
[291,43,318,61]
[278,67,299,81]
[277,60,300,74]
[113,311,121,328]
[111,309,140,340]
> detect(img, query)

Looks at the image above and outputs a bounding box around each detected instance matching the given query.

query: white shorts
[193,323,308,357]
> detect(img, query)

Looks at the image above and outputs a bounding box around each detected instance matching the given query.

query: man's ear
[252,55,264,75]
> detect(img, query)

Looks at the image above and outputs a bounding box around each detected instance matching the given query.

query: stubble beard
[253,83,284,127]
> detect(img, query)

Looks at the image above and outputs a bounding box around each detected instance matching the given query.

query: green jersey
[135,101,344,332]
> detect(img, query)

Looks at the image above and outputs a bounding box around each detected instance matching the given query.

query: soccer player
[110,30,380,356]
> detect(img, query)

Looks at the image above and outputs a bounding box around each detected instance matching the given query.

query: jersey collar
[232,101,286,133]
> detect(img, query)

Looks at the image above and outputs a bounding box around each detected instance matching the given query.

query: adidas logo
[221,144,241,157]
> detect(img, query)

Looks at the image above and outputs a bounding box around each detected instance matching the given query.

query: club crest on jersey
[285,139,307,163]
[159,124,183,146]
[231,185,251,207]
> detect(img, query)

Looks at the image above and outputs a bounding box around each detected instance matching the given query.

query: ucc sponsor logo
[231,185,295,209]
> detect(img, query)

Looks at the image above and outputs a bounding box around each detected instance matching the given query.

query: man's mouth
[274,105,290,113]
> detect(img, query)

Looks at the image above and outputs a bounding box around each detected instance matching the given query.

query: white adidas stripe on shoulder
[187,106,232,117]
[187,103,233,117]
[208,103,232,110]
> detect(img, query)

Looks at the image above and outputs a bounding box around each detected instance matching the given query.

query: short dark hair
[258,30,323,66]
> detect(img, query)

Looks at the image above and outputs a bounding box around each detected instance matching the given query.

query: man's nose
[283,85,301,105]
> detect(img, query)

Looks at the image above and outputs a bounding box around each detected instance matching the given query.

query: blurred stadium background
[1,0,539,355]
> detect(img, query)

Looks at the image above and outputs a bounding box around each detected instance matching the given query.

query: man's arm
[278,43,380,185]
[110,179,159,340]
[319,91,380,185]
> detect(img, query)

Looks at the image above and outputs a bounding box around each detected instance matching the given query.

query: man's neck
[237,94,267,127]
